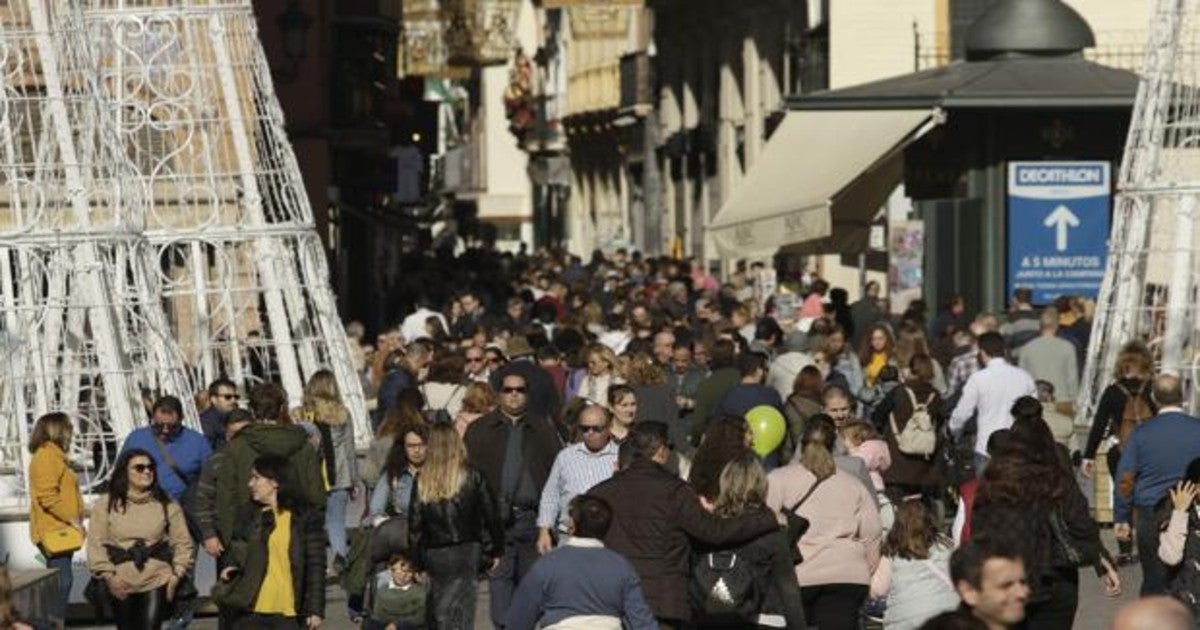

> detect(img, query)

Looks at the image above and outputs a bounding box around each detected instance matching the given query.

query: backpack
[1115,380,1152,446]
[422,383,463,425]
[890,387,938,457]
[690,549,763,622]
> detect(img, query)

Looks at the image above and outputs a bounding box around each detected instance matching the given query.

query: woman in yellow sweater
[858,324,898,387]
[216,454,325,629]
[27,412,84,623]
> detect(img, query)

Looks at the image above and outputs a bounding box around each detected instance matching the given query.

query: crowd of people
[13,246,1200,629]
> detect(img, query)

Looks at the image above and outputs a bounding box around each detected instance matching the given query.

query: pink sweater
[766,464,882,587]
[851,439,892,492]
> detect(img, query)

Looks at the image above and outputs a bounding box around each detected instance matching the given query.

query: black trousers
[801,583,868,630]
[113,586,168,630]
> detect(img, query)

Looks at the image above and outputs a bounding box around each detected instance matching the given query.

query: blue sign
[1007,161,1111,304]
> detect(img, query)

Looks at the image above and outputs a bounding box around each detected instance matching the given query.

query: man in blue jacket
[505,495,657,630]
[1115,373,1200,595]
[120,395,211,504]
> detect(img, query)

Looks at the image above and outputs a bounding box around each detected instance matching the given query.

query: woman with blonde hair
[692,453,806,628]
[766,414,881,629]
[408,424,505,629]
[565,343,624,405]
[27,412,84,623]
[1082,341,1156,564]
[454,381,497,436]
[294,369,358,569]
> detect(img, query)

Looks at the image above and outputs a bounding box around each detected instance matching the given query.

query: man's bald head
[1111,596,1193,630]
[578,403,610,427]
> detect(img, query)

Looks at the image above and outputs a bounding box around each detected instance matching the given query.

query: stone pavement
[72,531,1141,629]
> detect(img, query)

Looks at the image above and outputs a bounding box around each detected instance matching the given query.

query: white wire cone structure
[0,0,368,501]
[1079,0,1200,425]
[0,0,198,497]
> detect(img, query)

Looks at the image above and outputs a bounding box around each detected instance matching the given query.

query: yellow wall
[830,0,939,89]
[476,0,538,222]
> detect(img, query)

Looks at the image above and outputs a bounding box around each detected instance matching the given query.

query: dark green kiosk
[792,0,1138,312]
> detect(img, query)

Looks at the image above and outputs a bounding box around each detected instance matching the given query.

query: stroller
[343,515,421,629]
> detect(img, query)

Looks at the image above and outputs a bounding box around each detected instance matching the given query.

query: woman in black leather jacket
[408,423,505,629]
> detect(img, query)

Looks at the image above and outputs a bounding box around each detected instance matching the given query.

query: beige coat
[86,494,193,592]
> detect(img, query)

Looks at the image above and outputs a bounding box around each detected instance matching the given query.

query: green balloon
[746,405,786,457]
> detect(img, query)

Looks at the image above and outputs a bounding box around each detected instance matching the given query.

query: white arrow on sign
[1043,205,1081,252]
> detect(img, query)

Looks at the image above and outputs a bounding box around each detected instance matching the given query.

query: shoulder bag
[783,474,831,565]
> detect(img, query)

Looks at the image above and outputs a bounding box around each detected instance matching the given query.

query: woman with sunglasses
[215,454,326,629]
[86,449,193,629]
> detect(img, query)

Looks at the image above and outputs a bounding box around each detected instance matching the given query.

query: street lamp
[275,0,313,84]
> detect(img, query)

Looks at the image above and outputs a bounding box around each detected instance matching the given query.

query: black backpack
[689,549,763,622]
[422,383,463,425]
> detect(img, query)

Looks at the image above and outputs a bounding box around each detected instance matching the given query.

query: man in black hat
[490,335,562,422]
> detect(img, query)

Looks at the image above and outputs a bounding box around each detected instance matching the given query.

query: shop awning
[707,109,941,256]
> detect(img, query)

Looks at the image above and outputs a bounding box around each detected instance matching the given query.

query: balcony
[619,51,653,117]
[914,28,1199,74]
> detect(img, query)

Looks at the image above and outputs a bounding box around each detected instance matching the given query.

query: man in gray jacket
[1017,308,1078,404]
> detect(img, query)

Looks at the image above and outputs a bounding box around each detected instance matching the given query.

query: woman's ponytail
[799,414,838,479]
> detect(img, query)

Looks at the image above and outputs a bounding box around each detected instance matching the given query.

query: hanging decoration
[443,0,522,66]
[400,0,449,76]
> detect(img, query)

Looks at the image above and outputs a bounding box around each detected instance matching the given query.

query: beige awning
[708,109,941,256]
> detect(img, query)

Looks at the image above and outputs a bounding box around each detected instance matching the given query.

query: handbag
[41,525,83,555]
[782,474,830,565]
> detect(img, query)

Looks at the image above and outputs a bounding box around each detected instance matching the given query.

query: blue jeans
[326,488,351,558]
[41,550,73,622]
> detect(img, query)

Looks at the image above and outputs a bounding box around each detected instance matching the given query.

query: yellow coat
[28,442,84,546]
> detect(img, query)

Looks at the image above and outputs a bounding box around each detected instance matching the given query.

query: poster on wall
[1007,161,1111,304]
[889,221,924,315]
